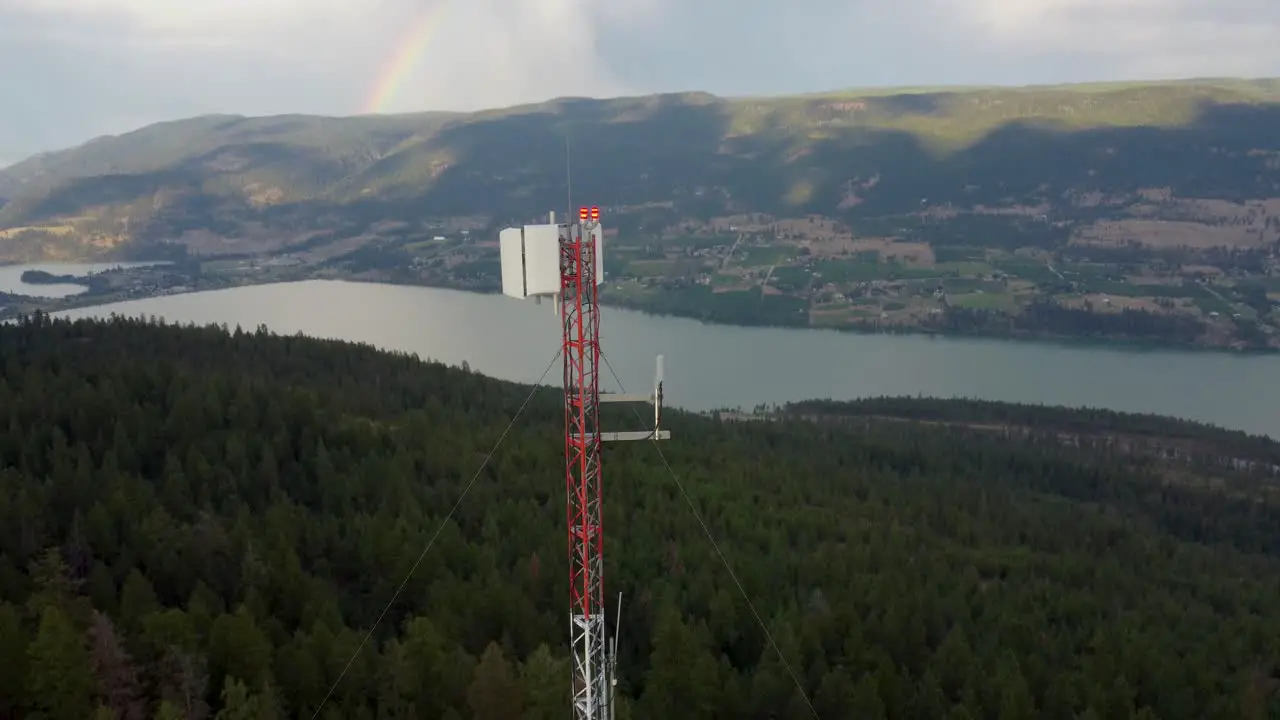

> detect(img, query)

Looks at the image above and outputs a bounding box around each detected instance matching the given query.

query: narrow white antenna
[540,210,555,314]
[654,355,664,431]
[563,132,573,319]
[610,592,623,720]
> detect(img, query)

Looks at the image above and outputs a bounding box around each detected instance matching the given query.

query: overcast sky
[2,0,1279,166]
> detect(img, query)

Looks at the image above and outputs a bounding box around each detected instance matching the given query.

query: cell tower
[499,206,670,720]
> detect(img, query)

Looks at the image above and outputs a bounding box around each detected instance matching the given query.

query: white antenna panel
[499,227,526,299]
[523,223,561,297]
[499,222,563,300]
[590,224,605,282]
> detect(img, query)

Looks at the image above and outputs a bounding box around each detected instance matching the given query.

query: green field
[942,278,986,293]
[624,259,706,277]
[1193,294,1236,316]
[950,291,1017,311]
[811,259,939,283]
[738,245,792,266]
[934,260,993,276]
[991,259,1062,285]
[1083,281,1203,299]
[712,272,746,287]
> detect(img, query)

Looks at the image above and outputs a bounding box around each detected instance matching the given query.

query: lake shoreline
[5,264,1275,358]
[43,275,1280,439]
[336,273,1280,358]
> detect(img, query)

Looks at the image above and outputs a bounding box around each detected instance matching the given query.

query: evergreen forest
[0,313,1278,719]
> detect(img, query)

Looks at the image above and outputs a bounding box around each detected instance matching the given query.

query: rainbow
[362,2,452,114]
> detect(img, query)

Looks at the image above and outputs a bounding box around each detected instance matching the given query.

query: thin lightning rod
[565,132,573,227]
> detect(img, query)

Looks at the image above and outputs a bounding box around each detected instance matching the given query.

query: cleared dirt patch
[919,202,1050,219]
[1183,197,1280,219]
[675,214,773,235]
[774,216,845,239]
[1070,220,1269,249]
[178,228,338,257]
[1163,195,1280,220]
[713,213,772,227]
[243,184,285,208]
[807,236,878,256]
[0,225,76,239]
[301,234,382,262]
[879,241,935,265]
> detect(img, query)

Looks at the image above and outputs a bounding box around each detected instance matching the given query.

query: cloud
[0,0,1278,158]
[947,0,1280,77]
[3,0,646,113]
[353,0,642,113]
[593,0,1280,95]
[7,0,353,39]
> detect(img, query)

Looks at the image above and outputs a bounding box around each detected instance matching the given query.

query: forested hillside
[0,314,1279,718]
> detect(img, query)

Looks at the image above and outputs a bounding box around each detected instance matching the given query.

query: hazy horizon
[3,73,1279,168]
[3,0,1279,161]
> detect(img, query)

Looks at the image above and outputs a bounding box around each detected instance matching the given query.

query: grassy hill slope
[1,79,1279,263]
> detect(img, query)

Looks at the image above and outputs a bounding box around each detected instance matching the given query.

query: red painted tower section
[561,207,608,718]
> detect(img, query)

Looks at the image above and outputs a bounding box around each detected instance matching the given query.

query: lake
[48,277,1280,439]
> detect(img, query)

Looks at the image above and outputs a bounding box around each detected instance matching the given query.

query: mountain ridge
[5,77,1279,213]
[2,78,1280,353]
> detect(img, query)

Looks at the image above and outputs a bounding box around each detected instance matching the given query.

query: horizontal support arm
[599,393,654,404]
[573,431,672,443]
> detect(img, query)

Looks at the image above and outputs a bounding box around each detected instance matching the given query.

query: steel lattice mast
[561,208,608,718]
[498,205,670,720]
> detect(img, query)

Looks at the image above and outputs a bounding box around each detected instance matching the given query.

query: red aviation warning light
[590,206,600,221]
[579,207,589,221]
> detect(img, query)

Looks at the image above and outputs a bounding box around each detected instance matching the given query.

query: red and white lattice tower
[499,206,669,720]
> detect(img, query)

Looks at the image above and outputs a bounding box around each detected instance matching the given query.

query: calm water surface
[51,279,1280,438]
